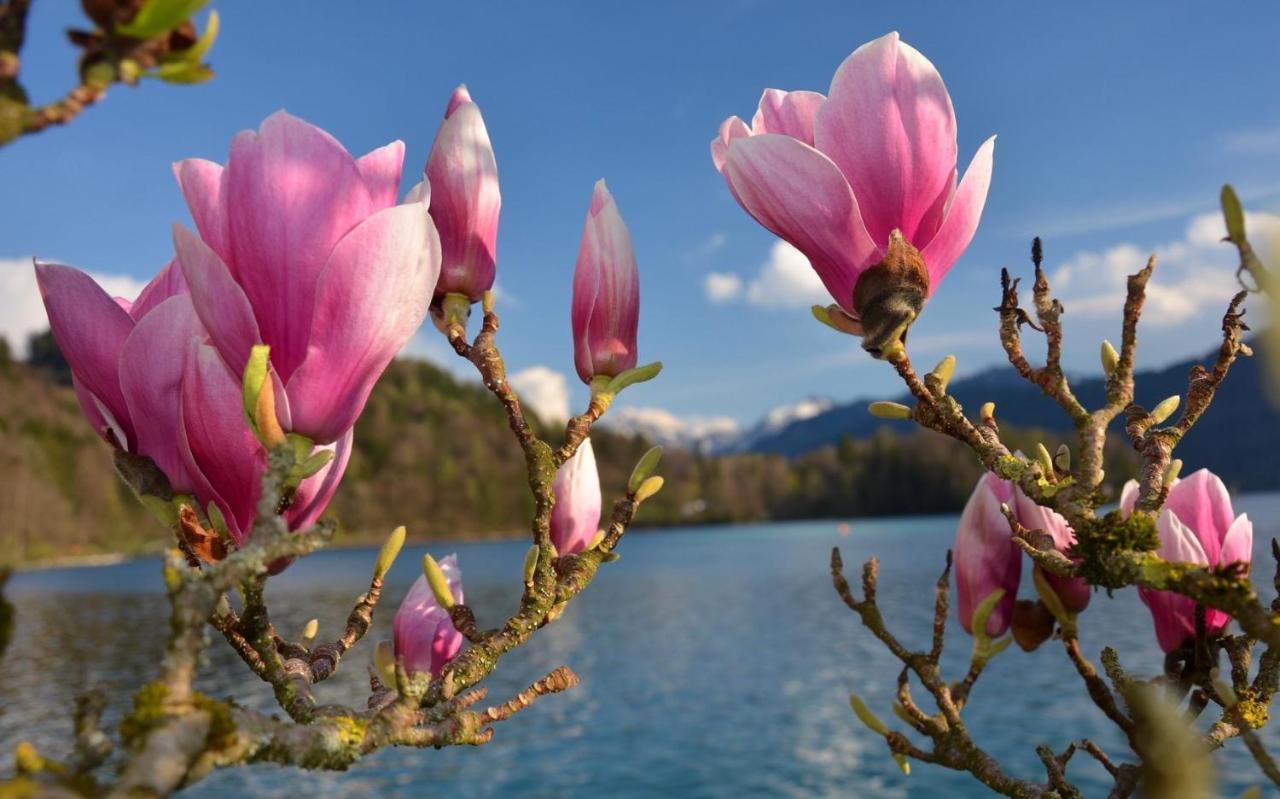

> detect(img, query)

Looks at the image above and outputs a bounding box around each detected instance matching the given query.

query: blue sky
[4,1,1280,433]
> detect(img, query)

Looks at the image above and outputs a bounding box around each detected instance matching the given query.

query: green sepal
[116,0,210,38]
[607,361,663,394]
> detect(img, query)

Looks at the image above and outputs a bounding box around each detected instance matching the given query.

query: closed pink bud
[173,110,440,445]
[571,180,640,385]
[425,85,501,301]
[393,555,465,678]
[954,473,1022,636]
[712,32,994,351]
[34,259,197,492]
[551,438,602,556]
[1121,470,1253,653]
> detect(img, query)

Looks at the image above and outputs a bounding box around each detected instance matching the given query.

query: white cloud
[1051,210,1280,327]
[1221,125,1280,157]
[704,272,744,303]
[510,365,570,423]
[705,240,828,309]
[0,257,147,358]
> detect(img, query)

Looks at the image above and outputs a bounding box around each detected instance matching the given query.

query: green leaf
[606,361,663,394]
[627,446,663,493]
[117,0,210,39]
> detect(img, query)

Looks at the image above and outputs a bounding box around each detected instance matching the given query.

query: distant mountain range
[739,341,1280,492]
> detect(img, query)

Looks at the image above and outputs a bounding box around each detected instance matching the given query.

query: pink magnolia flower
[572,180,639,384]
[426,85,501,302]
[180,343,350,547]
[393,555,465,678]
[1011,490,1090,614]
[954,473,1022,636]
[1120,470,1253,653]
[172,110,441,445]
[551,438,602,556]
[711,31,995,354]
[34,259,198,491]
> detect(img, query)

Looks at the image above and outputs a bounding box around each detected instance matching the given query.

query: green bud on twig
[811,304,864,336]
[1150,394,1180,425]
[588,530,606,551]
[849,693,889,735]
[970,588,1013,664]
[373,639,397,687]
[628,446,664,494]
[1164,459,1183,487]
[634,476,664,504]
[442,292,472,331]
[980,402,996,423]
[930,355,956,392]
[1035,442,1055,475]
[482,290,496,315]
[300,618,319,646]
[1100,340,1119,377]
[1054,444,1071,472]
[375,526,406,579]
[1221,184,1246,244]
[117,0,211,38]
[422,554,456,609]
[522,545,539,583]
[868,401,912,420]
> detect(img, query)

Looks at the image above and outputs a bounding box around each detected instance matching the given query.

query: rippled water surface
[6,495,1280,797]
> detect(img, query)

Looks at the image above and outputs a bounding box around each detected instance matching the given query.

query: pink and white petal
[181,344,264,542]
[1219,513,1254,569]
[1164,469,1237,564]
[129,259,189,322]
[1118,479,1140,517]
[223,111,377,381]
[33,261,136,446]
[918,135,995,291]
[721,134,879,313]
[815,31,958,246]
[1156,509,1210,566]
[356,140,406,209]
[752,89,826,145]
[173,158,228,259]
[119,294,205,493]
[426,101,501,299]
[173,224,262,379]
[286,428,353,532]
[285,201,437,443]
[576,181,640,380]
[710,116,750,173]
[71,376,128,448]
[1137,586,1197,654]
[403,177,430,207]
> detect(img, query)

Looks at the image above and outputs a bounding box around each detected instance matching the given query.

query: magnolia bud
[980,402,995,423]
[849,693,889,735]
[1150,394,1180,425]
[422,554,456,609]
[930,354,957,392]
[1100,340,1119,377]
[1221,184,1246,244]
[1054,444,1071,472]
[1035,443,1055,475]
[868,401,912,420]
[375,526,406,579]
[522,544,539,584]
[300,618,319,645]
[634,476,664,503]
[1164,459,1184,487]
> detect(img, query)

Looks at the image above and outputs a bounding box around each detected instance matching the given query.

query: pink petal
[223,110,377,381]
[71,376,128,449]
[1013,489,1089,612]
[33,261,137,447]
[119,294,205,493]
[815,31,958,247]
[173,158,228,259]
[1219,513,1254,569]
[181,344,264,545]
[919,136,996,290]
[1155,509,1210,566]
[721,134,879,314]
[445,85,473,118]
[1164,469,1237,565]
[285,201,438,443]
[1137,585,1197,653]
[426,94,501,300]
[550,438,602,556]
[1118,480,1140,517]
[129,259,190,322]
[751,89,826,145]
[710,116,749,173]
[572,180,640,384]
[173,224,262,378]
[953,473,1021,636]
[356,141,406,209]
[286,429,353,531]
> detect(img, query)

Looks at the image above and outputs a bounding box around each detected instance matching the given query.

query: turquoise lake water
[5,495,1280,796]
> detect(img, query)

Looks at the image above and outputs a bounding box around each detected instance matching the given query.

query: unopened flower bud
[1221,184,1246,244]
[1164,459,1184,487]
[422,554,456,609]
[375,526,406,580]
[1100,340,1119,377]
[1054,444,1071,472]
[849,693,889,735]
[868,401,911,420]
[522,544,539,584]
[1035,442,1054,475]
[980,402,995,423]
[300,618,319,645]
[930,354,956,392]
[1150,394,1180,425]
[634,475,664,503]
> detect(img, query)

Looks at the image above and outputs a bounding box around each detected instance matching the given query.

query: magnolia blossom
[954,474,1023,636]
[550,438,602,556]
[426,85,501,301]
[711,31,994,352]
[172,110,440,445]
[1011,490,1090,614]
[393,555,465,678]
[1120,470,1253,653]
[571,180,639,384]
